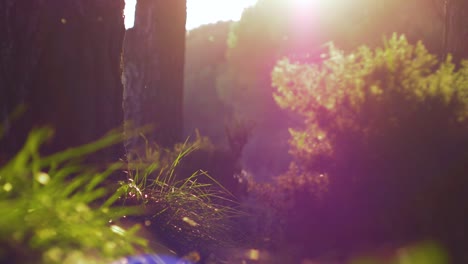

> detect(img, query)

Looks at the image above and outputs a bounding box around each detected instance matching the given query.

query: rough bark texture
[0,0,126,161]
[123,0,186,150]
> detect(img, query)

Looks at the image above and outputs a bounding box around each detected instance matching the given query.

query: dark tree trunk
[123,0,186,151]
[0,0,126,161]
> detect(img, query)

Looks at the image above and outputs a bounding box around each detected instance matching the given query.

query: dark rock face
[123,0,186,150]
[0,0,126,160]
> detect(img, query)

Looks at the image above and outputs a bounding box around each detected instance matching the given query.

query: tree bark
[123,0,186,151]
[0,0,126,161]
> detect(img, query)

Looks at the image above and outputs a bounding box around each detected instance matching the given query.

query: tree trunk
[123,0,186,151]
[0,0,126,161]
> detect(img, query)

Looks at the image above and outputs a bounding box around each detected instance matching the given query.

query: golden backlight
[124,0,257,30]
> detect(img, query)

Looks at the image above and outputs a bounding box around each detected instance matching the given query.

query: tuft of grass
[0,128,148,264]
[121,137,246,257]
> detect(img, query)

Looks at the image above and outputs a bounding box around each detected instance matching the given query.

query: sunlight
[288,0,349,37]
[124,0,257,30]
[124,0,136,28]
[291,0,346,15]
[293,0,319,8]
[187,0,257,30]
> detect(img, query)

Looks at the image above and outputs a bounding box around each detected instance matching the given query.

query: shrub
[271,34,468,257]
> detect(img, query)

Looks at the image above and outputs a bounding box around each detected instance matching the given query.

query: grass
[0,127,245,263]
[120,137,246,258]
[0,128,147,264]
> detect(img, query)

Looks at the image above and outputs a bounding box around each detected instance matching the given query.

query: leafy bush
[0,128,147,264]
[271,34,468,258]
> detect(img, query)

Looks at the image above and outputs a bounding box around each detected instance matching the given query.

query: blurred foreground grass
[0,128,147,263]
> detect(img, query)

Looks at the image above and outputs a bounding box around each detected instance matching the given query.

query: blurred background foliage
[184,0,451,181]
[184,21,234,147]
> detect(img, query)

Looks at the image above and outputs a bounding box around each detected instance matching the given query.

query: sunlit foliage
[273,34,468,179]
[271,35,468,259]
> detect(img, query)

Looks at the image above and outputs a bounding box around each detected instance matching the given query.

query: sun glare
[294,0,317,7]
[187,0,257,30]
[292,0,345,14]
[124,0,257,30]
